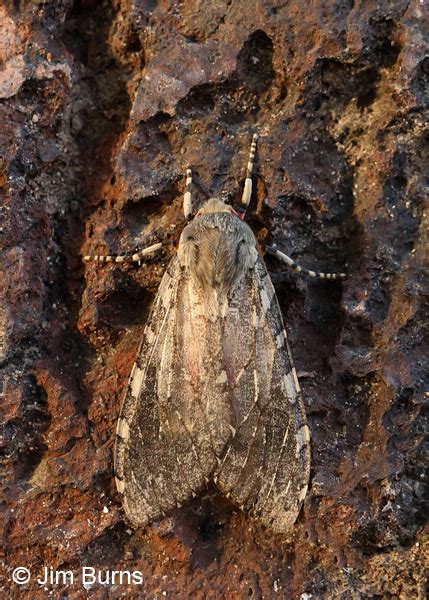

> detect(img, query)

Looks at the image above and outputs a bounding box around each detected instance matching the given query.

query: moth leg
[183,167,193,219]
[83,241,171,264]
[266,245,347,279]
[241,133,258,209]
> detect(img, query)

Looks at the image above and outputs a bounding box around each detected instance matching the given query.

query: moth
[83,135,345,534]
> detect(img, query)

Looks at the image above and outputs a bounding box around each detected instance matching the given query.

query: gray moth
[114,199,311,535]
[83,135,343,534]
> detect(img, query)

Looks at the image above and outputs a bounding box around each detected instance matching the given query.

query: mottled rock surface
[1,0,427,598]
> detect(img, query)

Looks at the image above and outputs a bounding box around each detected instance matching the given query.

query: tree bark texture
[1,0,427,598]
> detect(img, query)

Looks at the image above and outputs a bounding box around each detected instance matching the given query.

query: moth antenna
[114,140,317,533]
[83,241,171,264]
[183,167,193,219]
[241,133,258,213]
[266,245,347,280]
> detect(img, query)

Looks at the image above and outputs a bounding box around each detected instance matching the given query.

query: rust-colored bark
[1,1,427,598]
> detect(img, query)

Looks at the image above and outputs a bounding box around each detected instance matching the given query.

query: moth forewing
[114,199,310,534]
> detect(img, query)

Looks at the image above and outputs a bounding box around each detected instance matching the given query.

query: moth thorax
[178,208,258,322]
[192,230,243,291]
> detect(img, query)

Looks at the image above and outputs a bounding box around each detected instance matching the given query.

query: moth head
[195,198,239,218]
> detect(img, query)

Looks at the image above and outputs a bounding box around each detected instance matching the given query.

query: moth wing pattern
[114,257,236,527]
[114,206,310,534]
[214,257,310,534]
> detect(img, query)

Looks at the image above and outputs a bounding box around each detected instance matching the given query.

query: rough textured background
[1,0,427,598]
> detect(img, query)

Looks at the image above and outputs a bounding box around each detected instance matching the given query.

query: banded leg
[183,167,193,219]
[241,133,258,209]
[83,241,171,264]
[267,245,346,280]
